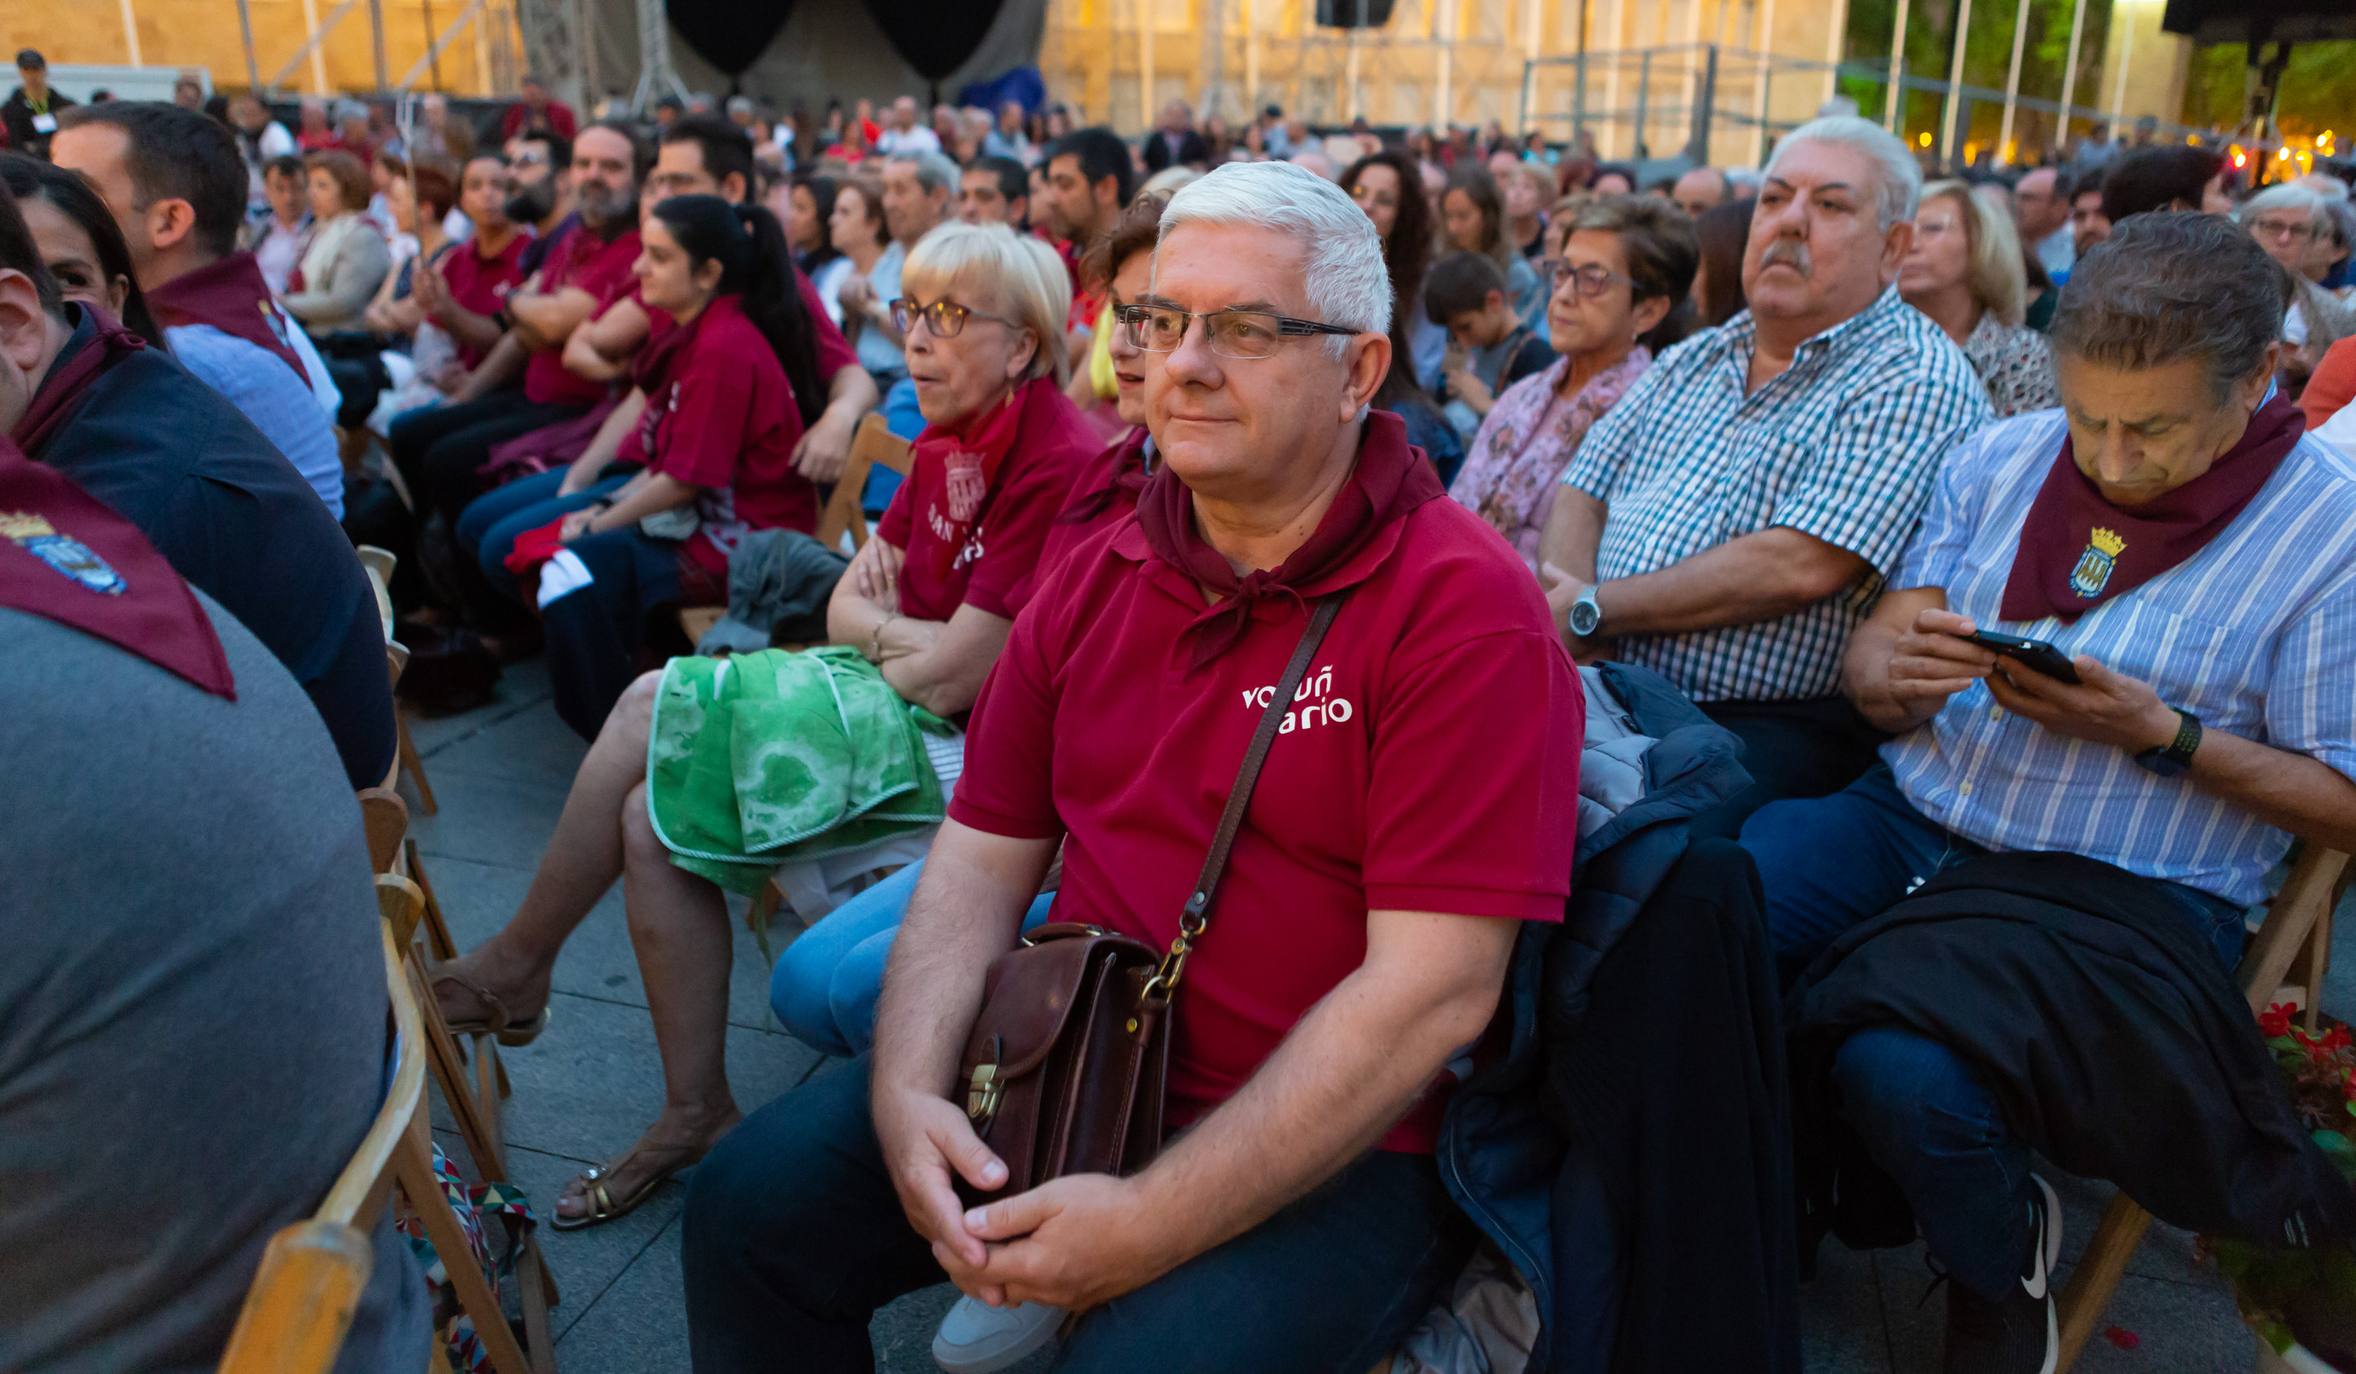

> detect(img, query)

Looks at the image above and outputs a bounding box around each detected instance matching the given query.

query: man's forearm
[438,300,504,355]
[2184,729,2356,854]
[1598,528,1865,638]
[1844,621,1940,734]
[1538,486,1605,584]
[453,334,527,403]
[1129,958,1496,1265]
[826,362,880,418]
[873,830,1056,1100]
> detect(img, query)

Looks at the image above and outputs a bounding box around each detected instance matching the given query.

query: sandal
[430,970,552,1046]
[550,1137,716,1231]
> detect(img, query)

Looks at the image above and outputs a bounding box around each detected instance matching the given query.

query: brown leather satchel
[953,597,1343,1203]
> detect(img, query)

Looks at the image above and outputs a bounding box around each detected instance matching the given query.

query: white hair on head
[1766,115,1922,232]
[1157,160,1393,354]
[2238,181,2325,225]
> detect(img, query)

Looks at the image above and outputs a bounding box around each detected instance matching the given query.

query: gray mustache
[1761,241,1812,275]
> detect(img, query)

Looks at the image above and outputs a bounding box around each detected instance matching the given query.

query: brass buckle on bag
[967,1062,1002,1125]
[1137,893,1211,1008]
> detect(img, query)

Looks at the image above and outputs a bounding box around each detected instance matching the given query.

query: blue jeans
[681,1057,1473,1374]
[769,859,1057,1057]
[1742,763,2246,1301]
[453,465,634,601]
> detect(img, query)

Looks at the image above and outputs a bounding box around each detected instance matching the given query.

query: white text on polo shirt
[1240,665,1352,734]
[926,503,987,571]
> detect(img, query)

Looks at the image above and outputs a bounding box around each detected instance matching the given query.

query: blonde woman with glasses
[1900,179,2059,418]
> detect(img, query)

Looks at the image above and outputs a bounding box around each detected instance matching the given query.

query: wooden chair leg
[397,710,439,816]
[472,1034,506,1143]
[2055,1190,2156,1372]
[406,963,509,1183]
[517,1237,558,1374]
[392,1126,534,1374]
[408,840,457,962]
[749,877,783,939]
[2300,897,2334,1036]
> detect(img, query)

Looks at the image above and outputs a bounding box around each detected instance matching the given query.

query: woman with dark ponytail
[536,192,863,738]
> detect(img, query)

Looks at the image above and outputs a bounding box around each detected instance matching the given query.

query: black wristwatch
[2133,708,2202,778]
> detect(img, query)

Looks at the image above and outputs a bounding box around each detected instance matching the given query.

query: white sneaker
[932,1295,1064,1374]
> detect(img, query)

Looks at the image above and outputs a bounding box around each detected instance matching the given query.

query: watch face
[1569,602,1600,637]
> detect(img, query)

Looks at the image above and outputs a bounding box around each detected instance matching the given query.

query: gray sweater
[0,593,426,1372]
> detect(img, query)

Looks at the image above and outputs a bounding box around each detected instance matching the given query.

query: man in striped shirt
[1538,116,1991,838]
[1745,215,2356,1373]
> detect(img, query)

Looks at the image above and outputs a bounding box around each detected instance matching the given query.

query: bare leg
[436,670,664,1026]
[554,779,743,1222]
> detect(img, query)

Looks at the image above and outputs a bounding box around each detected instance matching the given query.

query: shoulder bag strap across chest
[1140,594,1344,1005]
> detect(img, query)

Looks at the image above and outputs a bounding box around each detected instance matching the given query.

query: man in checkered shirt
[1538,116,1992,838]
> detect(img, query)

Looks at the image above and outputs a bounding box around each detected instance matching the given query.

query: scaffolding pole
[1822,0,1849,107]
[1883,0,1910,130]
[235,0,262,90]
[1939,0,1971,163]
[2107,7,2133,129]
[116,0,144,67]
[368,0,390,94]
[1996,0,2029,161]
[2056,0,2088,144]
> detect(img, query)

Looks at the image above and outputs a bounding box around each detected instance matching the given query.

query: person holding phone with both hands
[1736,214,2356,1374]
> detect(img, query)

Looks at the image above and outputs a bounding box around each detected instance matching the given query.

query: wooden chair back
[677,413,914,650]
[2054,844,2349,1370]
[214,1221,376,1374]
[820,412,914,554]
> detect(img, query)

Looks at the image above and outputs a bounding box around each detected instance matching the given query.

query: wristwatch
[1568,584,1606,639]
[2133,708,2202,778]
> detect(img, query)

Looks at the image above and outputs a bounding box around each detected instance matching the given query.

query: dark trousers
[1742,765,2245,1299]
[388,390,584,527]
[540,528,685,741]
[1689,696,1887,841]
[680,1057,1474,1374]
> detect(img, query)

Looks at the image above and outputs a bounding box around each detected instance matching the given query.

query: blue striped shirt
[1564,287,1991,702]
[1884,410,2356,905]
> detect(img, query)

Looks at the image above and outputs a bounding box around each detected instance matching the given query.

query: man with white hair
[680,160,1583,1372]
[875,94,942,158]
[1537,115,1991,838]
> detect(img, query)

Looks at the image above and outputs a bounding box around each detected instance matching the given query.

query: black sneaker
[1942,1174,2062,1374]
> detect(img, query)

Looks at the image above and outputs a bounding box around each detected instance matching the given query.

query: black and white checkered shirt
[1563,287,1991,702]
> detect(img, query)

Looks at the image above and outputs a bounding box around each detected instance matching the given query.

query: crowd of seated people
[4,62,2356,1374]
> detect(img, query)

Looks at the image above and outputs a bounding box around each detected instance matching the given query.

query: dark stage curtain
[861,0,1010,81]
[667,0,798,76]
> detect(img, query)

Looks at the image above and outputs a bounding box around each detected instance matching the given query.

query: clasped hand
[1889,608,2180,755]
[876,1086,1170,1314]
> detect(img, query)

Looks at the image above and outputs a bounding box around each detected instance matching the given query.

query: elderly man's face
[1143,221,1385,500]
[2014,168,2066,237]
[570,126,639,230]
[2056,350,2276,507]
[881,161,944,243]
[1673,167,1727,219]
[2246,206,2318,275]
[1743,138,1908,332]
[893,97,919,130]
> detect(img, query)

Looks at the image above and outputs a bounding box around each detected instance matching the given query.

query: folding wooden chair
[678,412,915,648]
[359,790,559,1370]
[219,876,536,1374]
[359,545,438,817]
[2054,844,2350,1371]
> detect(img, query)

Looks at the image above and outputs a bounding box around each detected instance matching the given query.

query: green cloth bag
[645,647,954,897]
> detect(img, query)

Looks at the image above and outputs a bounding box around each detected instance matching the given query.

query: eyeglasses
[1118,304,1359,360]
[890,297,1021,339]
[1539,259,1637,298]
[507,150,550,169]
[2251,216,2317,242]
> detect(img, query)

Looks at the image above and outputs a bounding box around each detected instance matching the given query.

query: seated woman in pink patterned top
[1449,195,1698,567]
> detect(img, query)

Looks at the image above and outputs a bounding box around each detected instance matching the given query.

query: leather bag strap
[1183,595,1343,932]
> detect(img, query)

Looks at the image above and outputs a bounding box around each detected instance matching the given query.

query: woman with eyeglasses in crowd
[1450,194,1696,569]
[426,222,1096,1228]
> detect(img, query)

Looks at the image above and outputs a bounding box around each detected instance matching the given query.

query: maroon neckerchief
[10,307,146,455]
[143,252,311,386]
[1057,426,1153,526]
[0,436,233,698]
[1136,408,1443,667]
[1999,392,2306,624]
[909,377,1047,585]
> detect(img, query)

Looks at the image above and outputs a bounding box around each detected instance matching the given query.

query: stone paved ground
[409,658,2343,1374]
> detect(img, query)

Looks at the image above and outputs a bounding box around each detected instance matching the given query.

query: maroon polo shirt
[522,225,642,408]
[950,460,1584,1153]
[437,231,528,368]
[875,383,1098,623]
[636,290,861,576]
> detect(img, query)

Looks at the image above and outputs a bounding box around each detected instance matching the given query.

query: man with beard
[507,130,576,278]
[388,120,645,532]
[1536,116,1990,838]
[1034,126,1134,328]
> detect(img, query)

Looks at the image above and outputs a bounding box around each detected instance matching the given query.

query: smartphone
[1962,630,2081,685]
